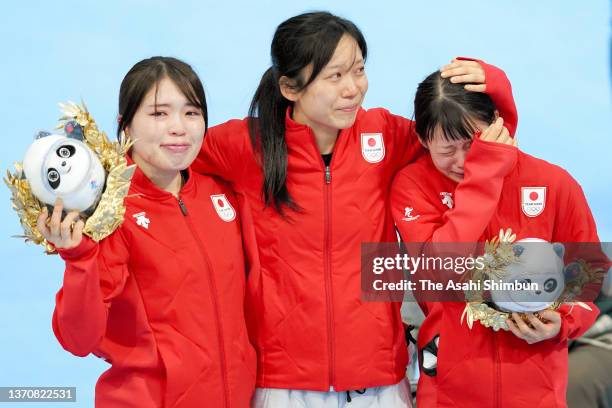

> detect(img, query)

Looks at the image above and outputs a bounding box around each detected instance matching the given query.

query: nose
[455,149,467,170]
[168,113,187,136]
[535,290,541,295]
[341,74,360,98]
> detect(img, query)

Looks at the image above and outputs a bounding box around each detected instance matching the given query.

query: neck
[132,154,183,197]
[292,109,338,154]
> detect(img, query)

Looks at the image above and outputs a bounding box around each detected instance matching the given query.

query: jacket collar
[283,106,364,158]
[126,155,195,200]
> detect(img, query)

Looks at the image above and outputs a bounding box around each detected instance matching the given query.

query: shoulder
[206,118,252,148]
[517,151,579,187]
[395,155,434,183]
[355,107,409,126]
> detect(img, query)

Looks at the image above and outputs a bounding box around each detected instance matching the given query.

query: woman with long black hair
[194,11,509,407]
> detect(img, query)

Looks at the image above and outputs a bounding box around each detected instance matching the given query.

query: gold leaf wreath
[4,101,136,253]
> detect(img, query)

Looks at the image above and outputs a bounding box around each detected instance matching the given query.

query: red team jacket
[192,59,509,392]
[53,163,257,407]
[391,67,601,407]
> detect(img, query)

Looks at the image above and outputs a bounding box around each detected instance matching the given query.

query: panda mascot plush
[5,101,135,252]
[490,238,566,313]
[22,121,106,214]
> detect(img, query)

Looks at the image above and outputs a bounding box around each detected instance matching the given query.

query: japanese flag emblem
[210,194,236,222]
[521,187,546,217]
[361,133,385,163]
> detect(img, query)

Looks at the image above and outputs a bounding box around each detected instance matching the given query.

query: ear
[494,110,500,120]
[278,76,300,102]
[552,243,565,259]
[64,120,84,141]
[512,244,524,257]
[35,130,52,139]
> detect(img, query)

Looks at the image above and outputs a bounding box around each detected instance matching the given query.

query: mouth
[161,143,191,153]
[337,104,359,113]
[449,171,464,178]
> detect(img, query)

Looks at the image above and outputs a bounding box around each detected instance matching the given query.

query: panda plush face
[491,239,566,313]
[43,139,92,194]
[22,128,105,213]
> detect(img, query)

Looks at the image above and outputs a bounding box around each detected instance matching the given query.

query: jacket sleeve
[391,137,517,244]
[457,57,518,137]
[52,229,129,357]
[554,302,600,343]
[384,112,424,172]
[192,119,250,185]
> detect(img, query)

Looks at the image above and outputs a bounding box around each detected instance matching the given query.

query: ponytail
[248,67,299,214]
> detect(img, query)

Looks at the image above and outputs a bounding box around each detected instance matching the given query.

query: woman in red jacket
[391,66,602,407]
[37,57,256,408]
[193,11,511,407]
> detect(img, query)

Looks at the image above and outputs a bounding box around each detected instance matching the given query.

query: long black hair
[414,71,496,144]
[248,11,367,213]
[118,56,208,138]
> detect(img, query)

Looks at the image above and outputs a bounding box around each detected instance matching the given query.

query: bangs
[166,68,205,112]
[421,99,479,143]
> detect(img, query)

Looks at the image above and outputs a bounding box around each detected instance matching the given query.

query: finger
[480,118,503,142]
[50,199,64,237]
[512,313,537,337]
[37,207,51,238]
[441,65,484,81]
[506,319,525,339]
[497,127,512,145]
[539,310,562,325]
[449,73,486,85]
[442,59,480,71]
[60,211,81,241]
[464,84,486,93]
[526,313,548,333]
[71,220,85,244]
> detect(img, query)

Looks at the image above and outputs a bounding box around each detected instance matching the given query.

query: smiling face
[286,34,368,139]
[127,76,206,181]
[425,119,489,183]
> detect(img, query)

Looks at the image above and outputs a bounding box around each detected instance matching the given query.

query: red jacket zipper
[323,163,335,390]
[178,197,231,408]
[308,128,337,391]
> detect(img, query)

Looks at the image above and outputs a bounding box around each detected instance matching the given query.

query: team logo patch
[521,187,546,217]
[133,212,150,229]
[402,207,420,222]
[440,192,454,209]
[211,194,236,222]
[361,133,385,163]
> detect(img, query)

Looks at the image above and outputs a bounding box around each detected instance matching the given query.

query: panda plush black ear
[35,130,52,139]
[552,242,565,259]
[64,120,85,141]
[513,245,525,257]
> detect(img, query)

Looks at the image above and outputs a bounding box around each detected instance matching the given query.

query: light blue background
[0,1,610,406]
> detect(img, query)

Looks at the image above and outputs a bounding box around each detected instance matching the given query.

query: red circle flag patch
[521,187,546,217]
[210,194,236,222]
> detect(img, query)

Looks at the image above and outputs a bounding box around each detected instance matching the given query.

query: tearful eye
[56,145,75,158]
[47,168,60,189]
[544,278,558,293]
